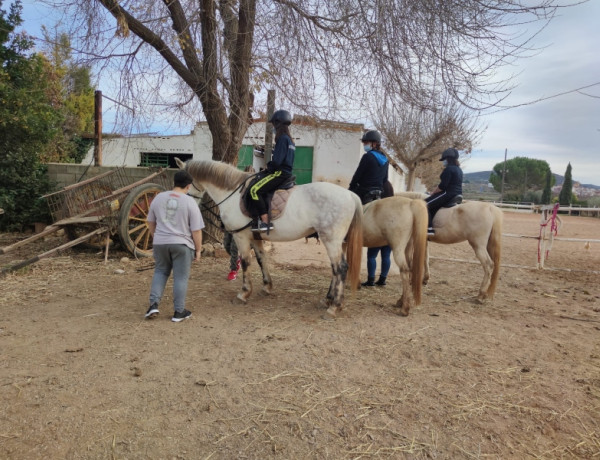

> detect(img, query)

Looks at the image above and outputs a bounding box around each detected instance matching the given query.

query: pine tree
[558,163,573,206]
[541,169,552,204]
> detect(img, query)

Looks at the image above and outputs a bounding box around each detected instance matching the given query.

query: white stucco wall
[82,119,406,190]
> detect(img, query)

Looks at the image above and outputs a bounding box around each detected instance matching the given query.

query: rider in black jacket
[349,130,389,205]
[425,148,463,235]
[249,110,295,232]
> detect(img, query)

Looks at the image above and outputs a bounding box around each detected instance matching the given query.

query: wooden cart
[0,167,171,276]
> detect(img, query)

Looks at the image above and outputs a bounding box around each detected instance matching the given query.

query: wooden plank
[0,225,61,255]
[53,216,104,225]
[0,227,109,277]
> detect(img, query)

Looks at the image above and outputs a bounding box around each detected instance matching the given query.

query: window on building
[139,152,193,168]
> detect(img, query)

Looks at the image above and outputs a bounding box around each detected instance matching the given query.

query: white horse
[177,159,363,317]
[399,192,503,302]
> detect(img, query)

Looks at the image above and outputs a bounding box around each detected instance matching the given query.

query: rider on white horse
[425,148,463,236]
[249,109,295,233]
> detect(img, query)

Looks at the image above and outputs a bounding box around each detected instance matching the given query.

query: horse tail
[346,194,364,291]
[410,199,428,305]
[487,206,503,298]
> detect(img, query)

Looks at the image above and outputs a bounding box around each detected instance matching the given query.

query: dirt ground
[1,212,599,459]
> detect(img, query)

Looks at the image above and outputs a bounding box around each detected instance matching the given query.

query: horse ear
[174,157,186,170]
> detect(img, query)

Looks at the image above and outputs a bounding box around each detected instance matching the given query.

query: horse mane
[186,160,251,190]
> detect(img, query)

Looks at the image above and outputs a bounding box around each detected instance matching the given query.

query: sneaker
[427,227,435,236]
[227,270,238,281]
[251,220,274,232]
[145,304,159,319]
[171,309,192,322]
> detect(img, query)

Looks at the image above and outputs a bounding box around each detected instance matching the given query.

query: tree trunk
[406,167,417,191]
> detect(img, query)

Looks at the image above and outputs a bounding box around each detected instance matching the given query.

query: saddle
[442,194,463,208]
[240,174,296,221]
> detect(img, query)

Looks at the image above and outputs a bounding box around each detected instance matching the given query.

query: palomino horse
[362,196,428,316]
[177,159,363,317]
[399,193,503,302]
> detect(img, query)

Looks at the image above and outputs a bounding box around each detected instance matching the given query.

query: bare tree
[374,100,483,191]
[47,0,572,162]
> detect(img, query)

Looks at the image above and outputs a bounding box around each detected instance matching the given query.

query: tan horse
[362,196,428,316]
[399,193,503,302]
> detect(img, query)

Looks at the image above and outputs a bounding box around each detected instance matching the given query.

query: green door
[237,145,254,170]
[293,146,313,184]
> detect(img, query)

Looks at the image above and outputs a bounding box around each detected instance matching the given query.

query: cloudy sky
[465,1,600,185]
[19,1,600,185]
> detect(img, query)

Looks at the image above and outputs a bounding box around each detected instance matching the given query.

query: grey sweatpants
[149,244,194,313]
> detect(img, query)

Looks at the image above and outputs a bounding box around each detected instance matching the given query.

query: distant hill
[464,171,600,190]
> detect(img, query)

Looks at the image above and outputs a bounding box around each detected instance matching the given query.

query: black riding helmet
[361,130,382,143]
[440,148,459,161]
[269,110,292,126]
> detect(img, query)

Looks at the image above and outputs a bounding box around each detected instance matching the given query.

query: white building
[81,117,406,191]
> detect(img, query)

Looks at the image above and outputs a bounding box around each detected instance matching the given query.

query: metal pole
[264,90,275,165]
[94,90,103,166]
[500,148,507,203]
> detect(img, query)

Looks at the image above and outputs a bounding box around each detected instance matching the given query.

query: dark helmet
[269,109,292,125]
[361,130,382,143]
[440,148,459,161]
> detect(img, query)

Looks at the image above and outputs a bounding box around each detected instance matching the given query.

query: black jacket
[438,164,463,195]
[349,150,389,194]
[266,134,295,174]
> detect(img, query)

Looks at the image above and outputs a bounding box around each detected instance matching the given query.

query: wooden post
[94,90,103,166]
[264,90,275,164]
[500,148,507,203]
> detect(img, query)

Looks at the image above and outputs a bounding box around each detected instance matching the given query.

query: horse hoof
[476,296,486,304]
[320,313,336,322]
[326,306,339,317]
[259,288,271,296]
[397,308,410,317]
[235,294,248,304]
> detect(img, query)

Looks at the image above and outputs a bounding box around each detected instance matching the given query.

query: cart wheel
[66,225,113,250]
[118,183,165,258]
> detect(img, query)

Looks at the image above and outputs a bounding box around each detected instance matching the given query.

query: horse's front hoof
[397,307,410,317]
[475,295,487,304]
[325,305,340,317]
[235,293,248,304]
[260,285,272,296]
[321,311,336,321]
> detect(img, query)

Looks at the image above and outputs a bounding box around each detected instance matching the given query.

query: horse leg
[234,236,254,303]
[392,247,413,316]
[423,243,430,286]
[322,240,348,317]
[250,240,273,295]
[470,242,494,303]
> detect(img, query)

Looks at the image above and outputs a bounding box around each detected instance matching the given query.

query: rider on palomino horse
[425,147,463,236]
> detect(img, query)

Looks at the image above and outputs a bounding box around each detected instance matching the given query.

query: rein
[189,173,261,234]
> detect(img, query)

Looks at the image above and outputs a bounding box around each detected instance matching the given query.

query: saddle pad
[239,187,295,220]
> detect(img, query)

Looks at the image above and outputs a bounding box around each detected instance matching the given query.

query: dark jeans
[425,191,456,227]
[223,231,239,271]
[366,245,392,278]
[249,170,291,216]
